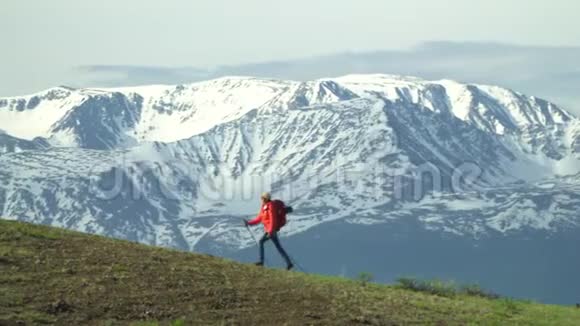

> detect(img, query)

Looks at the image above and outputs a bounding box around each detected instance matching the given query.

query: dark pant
[259,232,292,266]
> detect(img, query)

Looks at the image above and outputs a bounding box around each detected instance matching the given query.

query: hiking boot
[286,263,294,271]
[254,262,264,267]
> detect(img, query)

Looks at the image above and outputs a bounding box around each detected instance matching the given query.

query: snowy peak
[48,92,144,149]
[284,80,359,108]
[0,74,576,150]
[334,74,574,134]
[127,77,297,142]
[0,87,85,140]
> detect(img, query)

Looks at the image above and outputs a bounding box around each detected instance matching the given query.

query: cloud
[76,42,580,115]
[75,65,213,88]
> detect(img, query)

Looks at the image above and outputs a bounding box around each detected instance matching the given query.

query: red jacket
[248,201,279,234]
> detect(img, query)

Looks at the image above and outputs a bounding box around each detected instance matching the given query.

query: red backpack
[271,199,292,230]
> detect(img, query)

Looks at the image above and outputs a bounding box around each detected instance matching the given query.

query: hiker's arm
[247,215,261,226]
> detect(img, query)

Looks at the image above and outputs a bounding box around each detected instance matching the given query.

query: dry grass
[1,219,579,325]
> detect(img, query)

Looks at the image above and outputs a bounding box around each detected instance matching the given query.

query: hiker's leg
[258,232,270,264]
[270,232,292,267]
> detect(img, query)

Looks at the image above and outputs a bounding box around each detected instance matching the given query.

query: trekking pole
[241,218,267,266]
[242,218,259,246]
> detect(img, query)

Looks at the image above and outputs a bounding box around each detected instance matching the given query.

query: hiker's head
[260,192,271,204]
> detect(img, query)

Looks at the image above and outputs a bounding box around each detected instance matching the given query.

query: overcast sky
[1,0,580,99]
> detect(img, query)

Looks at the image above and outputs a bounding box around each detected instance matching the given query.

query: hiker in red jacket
[244,192,293,270]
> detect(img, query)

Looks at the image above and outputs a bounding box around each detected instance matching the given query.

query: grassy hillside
[1,219,579,325]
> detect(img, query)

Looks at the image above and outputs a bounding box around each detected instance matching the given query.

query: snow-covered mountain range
[3,74,580,303]
[1,74,579,251]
